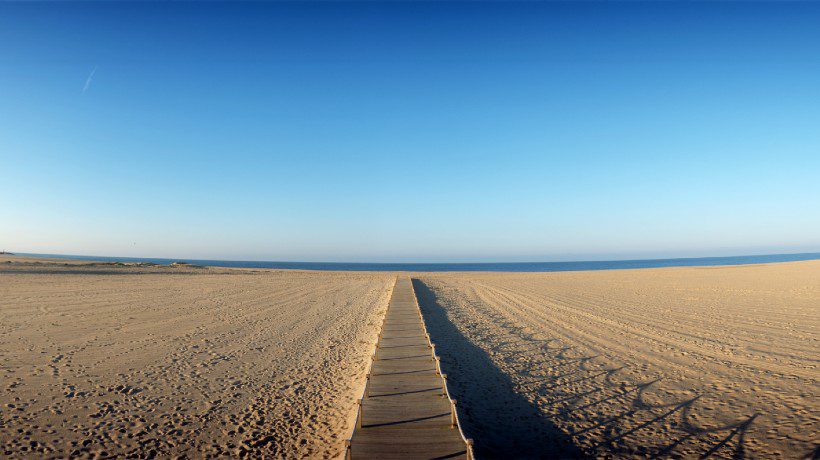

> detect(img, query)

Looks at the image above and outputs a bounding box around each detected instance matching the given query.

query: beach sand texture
[0,257,392,458]
[1,256,818,458]
[416,261,819,458]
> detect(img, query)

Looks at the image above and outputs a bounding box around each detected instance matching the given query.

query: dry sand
[0,256,392,458]
[2,255,817,458]
[417,261,819,458]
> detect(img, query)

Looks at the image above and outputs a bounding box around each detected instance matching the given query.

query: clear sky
[2,2,819,262]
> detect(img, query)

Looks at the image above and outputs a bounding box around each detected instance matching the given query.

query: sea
[17,252,820,272]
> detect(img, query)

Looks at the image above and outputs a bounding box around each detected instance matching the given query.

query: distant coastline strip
[11,252,820,273]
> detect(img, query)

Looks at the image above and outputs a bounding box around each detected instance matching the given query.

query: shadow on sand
[412,279,588,459]
[413,279,772,459]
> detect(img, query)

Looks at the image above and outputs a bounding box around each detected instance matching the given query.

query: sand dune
[0,258,392,458]
[417,261,819,458]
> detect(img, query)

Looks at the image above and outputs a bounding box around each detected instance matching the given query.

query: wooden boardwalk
[347,278,473,459]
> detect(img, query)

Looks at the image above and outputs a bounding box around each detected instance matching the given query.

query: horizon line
[11,250,820,266]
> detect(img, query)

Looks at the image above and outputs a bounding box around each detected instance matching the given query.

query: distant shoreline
[9,251,820,273]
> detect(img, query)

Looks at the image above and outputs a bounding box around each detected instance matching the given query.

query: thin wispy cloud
[82,66,98,94]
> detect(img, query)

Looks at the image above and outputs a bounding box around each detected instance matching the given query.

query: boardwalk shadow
[413,280,773,459]
[412,279,588,459]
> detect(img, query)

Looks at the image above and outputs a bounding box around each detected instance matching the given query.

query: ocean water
[17,252,820,272]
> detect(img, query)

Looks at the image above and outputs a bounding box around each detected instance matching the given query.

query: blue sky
[2,2,819,262]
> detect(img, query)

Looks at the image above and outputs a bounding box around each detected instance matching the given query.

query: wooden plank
[348,277,471,459]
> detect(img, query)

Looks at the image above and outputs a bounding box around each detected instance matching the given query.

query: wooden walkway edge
[345,277,474,459]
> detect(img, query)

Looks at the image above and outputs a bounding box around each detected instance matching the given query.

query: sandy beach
[0,256,392,458]
[1,256,817,458]
[417,261,819,458]
[6,2,820,457]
